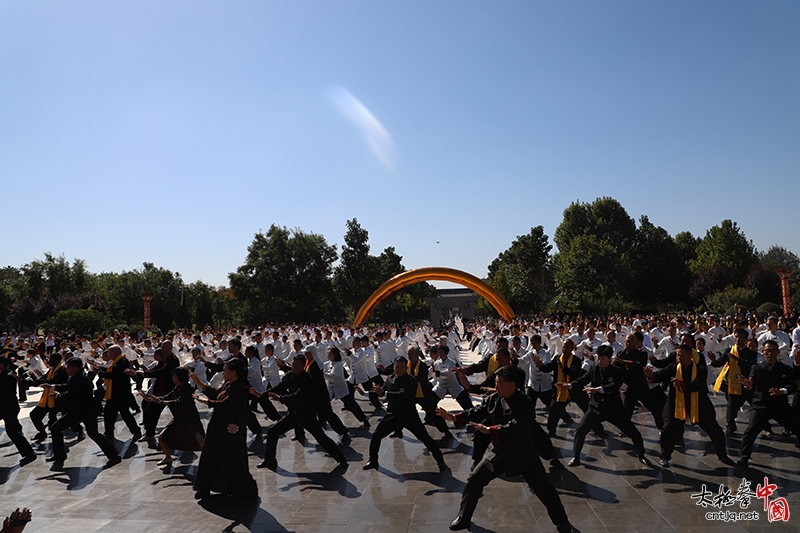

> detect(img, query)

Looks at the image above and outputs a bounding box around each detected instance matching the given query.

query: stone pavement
[1,344,798,533]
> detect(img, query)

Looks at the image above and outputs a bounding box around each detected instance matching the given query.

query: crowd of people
[1,311,799,532]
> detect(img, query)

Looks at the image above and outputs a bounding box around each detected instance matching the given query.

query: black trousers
[459,456,569,527]
[454,390,474,411]
[30,405,57,434]
[623,382,664,430]
[0,411,34,457]
[51,412,118,460]
[317,400,348,436]
[339,393,367,423]
[103,397,140,438]
[724,389,753,432]
[659,399,727,461]
[526,387,553,413]
[368,411,443,464]
[573,407,645,459]
[265,413,345,463]
[249,394,281,421]
[142,401,166,437]
[740,404,800,460]
[473,417,557,463]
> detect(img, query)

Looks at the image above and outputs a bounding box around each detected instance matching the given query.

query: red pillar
[775,269,792,317]
[141,292,154,328]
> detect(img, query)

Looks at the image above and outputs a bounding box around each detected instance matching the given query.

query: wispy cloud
[326,85,396,171]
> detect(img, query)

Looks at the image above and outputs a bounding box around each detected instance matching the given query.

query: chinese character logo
[757,477,790,523]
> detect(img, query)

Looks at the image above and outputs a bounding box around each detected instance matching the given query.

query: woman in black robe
[190,358,258,500]
[140,367,205,467]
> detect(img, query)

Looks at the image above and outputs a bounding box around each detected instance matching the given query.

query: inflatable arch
[353,267,515,326]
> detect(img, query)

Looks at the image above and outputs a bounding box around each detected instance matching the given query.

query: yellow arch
[353,267,515,326]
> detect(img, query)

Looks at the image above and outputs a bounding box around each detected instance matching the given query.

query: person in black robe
[141,367,205,468]
[190,358,257,500]
[0,357,36,466]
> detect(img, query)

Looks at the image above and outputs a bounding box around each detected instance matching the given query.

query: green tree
[630,216,690,309]
[759,245,800,270]
[488,226,553,315]
[690,220,757,286]
[553,198,635,311]
[229,225,338,323]
[333,219,382,315]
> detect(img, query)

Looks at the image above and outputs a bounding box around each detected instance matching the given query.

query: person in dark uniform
[560,345,649,467]
[534,339,582,437]
[708,328,758,436]
[48,357,121,468]
[407,346,452,438]
[93,346,141,442]
[646,344,733,467]
[256,354,347,471]
[437,365,573,533]
[29,353,68,442]
[0,357,36,466]
[127,341,180,442]
[737,339,800,467]
[616,332,664,430]
[302,350,352,443]
[363,356,447,472]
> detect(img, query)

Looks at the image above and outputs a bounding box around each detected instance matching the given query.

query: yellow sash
[713,345,743,395]
[486,355,498,377]
[37,363,62,408]
[556,353,573,403]
[675,362,699,424]
[690,348,700,365]
[409,359,424,398]
[103,354,125,400]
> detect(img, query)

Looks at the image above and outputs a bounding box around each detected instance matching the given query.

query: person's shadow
[37,466,104,491]
[200,496,289,533]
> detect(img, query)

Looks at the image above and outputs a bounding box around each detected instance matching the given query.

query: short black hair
[597,345,613,358]
[67,357,84,369]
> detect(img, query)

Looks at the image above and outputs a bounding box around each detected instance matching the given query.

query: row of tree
[0,220,434,333]
[2,199,798,333]
[487,197,800,316]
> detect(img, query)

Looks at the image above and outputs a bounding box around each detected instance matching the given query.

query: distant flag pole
[775,269,792,317]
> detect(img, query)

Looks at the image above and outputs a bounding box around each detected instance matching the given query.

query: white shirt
[261,356,282,388]
[431,357,465,399]
[518,348,553,392]
[323,360,350,400]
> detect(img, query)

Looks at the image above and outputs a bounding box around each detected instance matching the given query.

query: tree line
[0,219,434,333]
[488,197,800,316]
[2,198,798,333]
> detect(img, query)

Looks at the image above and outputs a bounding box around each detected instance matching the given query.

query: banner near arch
[353,267,515,326]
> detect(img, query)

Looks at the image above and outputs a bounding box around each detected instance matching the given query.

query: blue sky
[2,1,798,288]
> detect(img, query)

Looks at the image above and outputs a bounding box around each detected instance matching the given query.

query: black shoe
[194,489,209,500]
[548,430,556,438]
[361,420,370,430]
[449,514,471,531]
[556,522,574,533]
[131,431,143,442]
[760,430,772,440]
[104,456,122,469]
[550,458,565,469]
[718,455,735,466]
[332,459,348,473]
[737,458,749,468]
[725,429,737,437]
[19,454,36,466]
[437,459,449,472]
[568,457,581,467]
[594,429,608,439]
[33,431,47,442]
[362,459,379,471]
[291,435,306,444]
[45,455,66,463]
[257,460,277,470]
[658,458,669,467]
[341,433,352,444]
[391,430,403,438]
[639,456,652,467]
[76,430,85,442]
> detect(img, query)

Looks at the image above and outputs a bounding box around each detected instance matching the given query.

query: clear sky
[2,1,798,288]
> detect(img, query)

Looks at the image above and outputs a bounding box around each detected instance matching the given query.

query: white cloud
[326,85,396,170]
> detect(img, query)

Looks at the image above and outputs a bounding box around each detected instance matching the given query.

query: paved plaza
[1,345,798,533]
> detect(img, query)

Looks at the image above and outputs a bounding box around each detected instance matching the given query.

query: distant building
[425,288,478,324]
